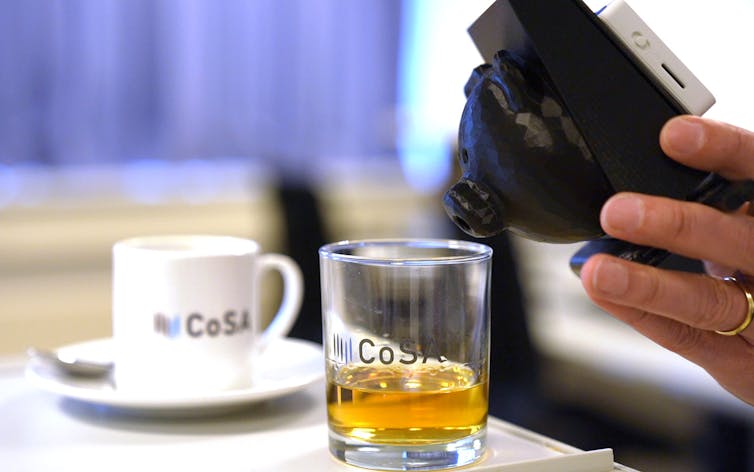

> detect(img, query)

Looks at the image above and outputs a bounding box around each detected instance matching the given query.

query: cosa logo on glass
[332,334,447,365]
[153,310,251,338]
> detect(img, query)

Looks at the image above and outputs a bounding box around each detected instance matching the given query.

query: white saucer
[25,337,324,417]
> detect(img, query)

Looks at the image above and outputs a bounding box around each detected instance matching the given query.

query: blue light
[0,164,21,208]
[396,0,453,195]
[120,158,173,204]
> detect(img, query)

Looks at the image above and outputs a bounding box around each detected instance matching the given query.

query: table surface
[0,353,638,472]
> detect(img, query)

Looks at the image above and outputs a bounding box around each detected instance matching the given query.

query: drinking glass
[320,239,492,470]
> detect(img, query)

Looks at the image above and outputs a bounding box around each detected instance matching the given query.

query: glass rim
[318,238,493,265]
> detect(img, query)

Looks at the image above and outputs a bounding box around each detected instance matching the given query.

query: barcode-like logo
[332,333,353,362]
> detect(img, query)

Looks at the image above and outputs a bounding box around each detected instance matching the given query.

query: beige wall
[0,198,285,355]
[0,161,444,355]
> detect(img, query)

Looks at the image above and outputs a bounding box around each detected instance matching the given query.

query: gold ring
[715,276,754,336]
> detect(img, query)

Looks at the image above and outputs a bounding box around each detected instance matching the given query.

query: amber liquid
[327,363,488,445]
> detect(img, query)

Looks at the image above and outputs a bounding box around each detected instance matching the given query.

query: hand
[580,115,754,405]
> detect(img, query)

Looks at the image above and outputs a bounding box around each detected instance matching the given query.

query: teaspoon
[27,347,114,378]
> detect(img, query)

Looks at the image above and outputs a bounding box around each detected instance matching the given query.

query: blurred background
[2,0,754,470]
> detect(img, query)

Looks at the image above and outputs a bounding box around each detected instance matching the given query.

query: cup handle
[254,253,304,351]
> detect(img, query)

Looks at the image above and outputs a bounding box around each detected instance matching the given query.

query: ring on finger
[715,275,754,336]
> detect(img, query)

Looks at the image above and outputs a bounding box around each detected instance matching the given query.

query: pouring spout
[443,179,506,238]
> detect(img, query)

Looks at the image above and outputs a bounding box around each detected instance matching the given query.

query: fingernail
[602,195,644,233]
[663,117,706,156]
[592,259,629,296]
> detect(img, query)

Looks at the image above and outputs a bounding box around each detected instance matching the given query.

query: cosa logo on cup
[153,310,251,338]
[332,334,447,364]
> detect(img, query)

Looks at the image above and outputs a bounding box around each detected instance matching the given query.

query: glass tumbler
[320,239,492,470]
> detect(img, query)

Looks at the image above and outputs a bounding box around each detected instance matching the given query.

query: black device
[443,0,754,274]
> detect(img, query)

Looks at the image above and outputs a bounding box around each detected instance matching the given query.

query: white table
[0,354,639,472]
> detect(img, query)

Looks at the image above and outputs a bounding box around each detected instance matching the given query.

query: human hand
[580,115,754,405]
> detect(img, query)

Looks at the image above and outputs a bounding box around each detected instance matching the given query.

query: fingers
[583,289,724,367]
[581,254,754,339]
[600,193,754,273]
[581,115,754,405]
[660,115,754,180]
[703,203,754,277]
[583,287,754,404]
[581,255,754,404]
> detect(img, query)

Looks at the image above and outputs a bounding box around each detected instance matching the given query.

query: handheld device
[447,0,754,274]
[597,0,715,116]
[469,0,715,116]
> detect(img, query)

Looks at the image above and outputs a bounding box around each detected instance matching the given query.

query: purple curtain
[0,0,402,171]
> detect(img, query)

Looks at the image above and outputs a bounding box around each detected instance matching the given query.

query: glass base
[328,428,486,471]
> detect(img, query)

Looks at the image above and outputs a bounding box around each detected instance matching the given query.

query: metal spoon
[27,347,114,378]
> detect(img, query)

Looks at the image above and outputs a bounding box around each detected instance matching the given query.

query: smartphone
[465,0,749,274]
[597,0,715,115]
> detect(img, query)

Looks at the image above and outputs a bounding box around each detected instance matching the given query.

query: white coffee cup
[111,235,303,394]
